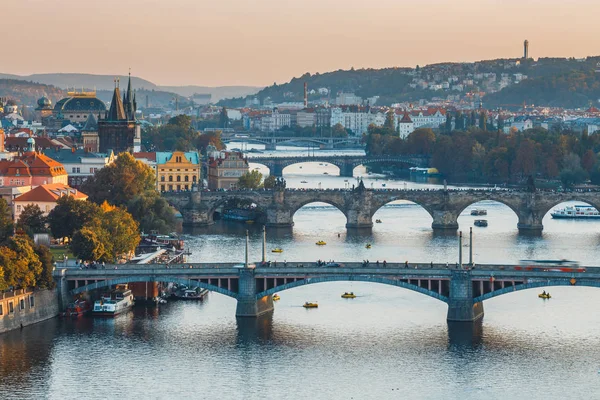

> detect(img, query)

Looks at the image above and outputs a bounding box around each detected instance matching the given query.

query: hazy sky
[4,0,600,87]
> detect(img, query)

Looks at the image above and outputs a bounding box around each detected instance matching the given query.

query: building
[208,151,249,190]
[12,183,87,221]
[398,113,414,138]
[42,148,115,188]
[0,138,68,188]
[98,75,141,153]
[81,113,99,152]
[336,93,362,106]
[296,110,316,128]
[155,151,201,192]
[35,97,53,123]
[52,91,107,125]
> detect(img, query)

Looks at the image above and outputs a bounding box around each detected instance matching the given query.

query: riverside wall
[0,289,59,334]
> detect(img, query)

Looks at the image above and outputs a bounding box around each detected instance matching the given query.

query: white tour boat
[92,285,135,317]
[551,205,600,219]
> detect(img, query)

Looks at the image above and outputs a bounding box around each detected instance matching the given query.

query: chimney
[304,82,308,108]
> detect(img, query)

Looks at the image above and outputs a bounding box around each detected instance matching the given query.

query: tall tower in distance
[524,40,529,59]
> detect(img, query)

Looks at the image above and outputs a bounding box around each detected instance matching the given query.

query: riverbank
[0,289,59,334]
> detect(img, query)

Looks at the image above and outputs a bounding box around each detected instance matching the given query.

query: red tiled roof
[133,152,157,162]
[14,183,88,203]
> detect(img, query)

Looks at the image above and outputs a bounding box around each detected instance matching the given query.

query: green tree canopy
[17,204,47,238]
[48,196,101,240]
[263,175,277,189]
[0,198,14,245]
[127,193,177,234]
[237,170,263,189]
[71,227,111,263]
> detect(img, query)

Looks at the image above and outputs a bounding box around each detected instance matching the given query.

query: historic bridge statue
[163,186,600,233]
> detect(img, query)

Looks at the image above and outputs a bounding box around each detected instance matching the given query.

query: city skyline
[3,0,600,87]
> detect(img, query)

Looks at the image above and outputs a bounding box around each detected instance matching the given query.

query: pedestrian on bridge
[383,260,387,267]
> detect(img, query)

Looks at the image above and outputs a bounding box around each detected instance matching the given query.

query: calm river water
[1,145,600,399]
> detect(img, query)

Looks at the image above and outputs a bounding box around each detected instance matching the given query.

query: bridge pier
[236,268,274,317]
[447,270,484,322]
[56,269,71,312]
[271,162,284,177]
[340,162,355,177]
[431,210,459,231]
[265,143,277,151]
[517,213,543,234]
[181,208,214,226]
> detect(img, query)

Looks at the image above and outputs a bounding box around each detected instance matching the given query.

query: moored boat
[551,205,600,219]
[62,300,91,318]
[172,288,208,300]
[474,219,488,227]
[471,209,487,216]
[92,286,134,317]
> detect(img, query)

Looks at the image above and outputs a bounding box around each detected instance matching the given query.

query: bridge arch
[208,194,266,221]
[538,199,600,221]
[290,198,348,224]
[69,276,239,299]
[454,195,521,219]
[473,279,600,303]
[256,275,448,302]
[369,196,436,220]
[281,160,343,176]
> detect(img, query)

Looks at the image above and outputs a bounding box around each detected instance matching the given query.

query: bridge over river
[163,186,600,233]
[56,262,600,322]
[222,135,362,150]
[245,154,429,177]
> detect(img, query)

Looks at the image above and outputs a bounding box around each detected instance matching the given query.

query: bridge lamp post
[262,226,267,263]
[245,230,249,268]
[458,231,463,269]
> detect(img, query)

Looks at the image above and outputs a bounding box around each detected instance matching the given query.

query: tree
[35,245,55,289]
[479,112,487,131]
[384,110,395,131]
[560,168,588,188]
[48,196,101,241]
[127,193,176,234]
[237,170,263,189]
[582,150,596,172]
[406,128,436,155]
[82,152,156,206]
[0,198,14,244]
[4,235,41,288]
[444,113,452,132]
[100,207,140,260]
[263,175,277,189]
[17,204,47,237]
[195,131,225,153]
[71,227,111,262]
[331,123,348,138]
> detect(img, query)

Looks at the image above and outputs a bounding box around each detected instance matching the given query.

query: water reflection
[447,320,483,348]
[236,313,274,344]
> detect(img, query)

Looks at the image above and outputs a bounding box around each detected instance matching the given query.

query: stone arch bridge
[163,188,600,233]
[246,155,429,177]
[55,263,600,322]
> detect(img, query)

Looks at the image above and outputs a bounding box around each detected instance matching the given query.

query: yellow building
[155,151,201,192]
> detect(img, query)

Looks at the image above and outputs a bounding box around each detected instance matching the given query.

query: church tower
[97,73,141,153]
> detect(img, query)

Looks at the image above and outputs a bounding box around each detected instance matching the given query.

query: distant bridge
[221,135,362,150]
[163,187,600,233]
[55,263,600,321]
[245,154,430,177]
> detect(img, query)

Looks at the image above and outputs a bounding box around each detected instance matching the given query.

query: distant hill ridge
[0,73,262,102]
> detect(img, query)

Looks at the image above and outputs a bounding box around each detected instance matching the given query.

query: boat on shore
[61,300,91,318]
[551,205,600,219]
[474,219,488,227]
[172,288,208,300]
[92,286,134,317]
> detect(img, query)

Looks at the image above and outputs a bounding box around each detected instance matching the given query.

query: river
[1,144,600,399]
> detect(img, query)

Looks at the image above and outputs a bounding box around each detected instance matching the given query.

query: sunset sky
[4,0,600,87]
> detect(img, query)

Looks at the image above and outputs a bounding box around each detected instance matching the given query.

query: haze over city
[4,0,600,86]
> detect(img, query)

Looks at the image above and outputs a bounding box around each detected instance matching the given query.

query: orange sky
[4,0,600,86]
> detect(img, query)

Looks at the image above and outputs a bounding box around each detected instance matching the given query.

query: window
[168,185,173,191]
[177,185,181,191]
[76,167,80,173]
[20,298,25,310]
[72,167,77,173]
[0,303,3,316]
[161,176,165,182]
[160,185,165,192]
[9,302,14,314]
[17,205,21,212]
[176,176,181,182]
[29,295,34,308]
[184,176,189,182]
[185,185,189,190]
[168,176,173,182]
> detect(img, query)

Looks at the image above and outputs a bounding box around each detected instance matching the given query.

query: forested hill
[220,56,600,109]
[0,79,66,105]
[484,61,600,109]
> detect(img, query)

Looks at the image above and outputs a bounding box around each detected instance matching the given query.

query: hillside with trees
[220,56,600,109]
[0,79,66,106]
